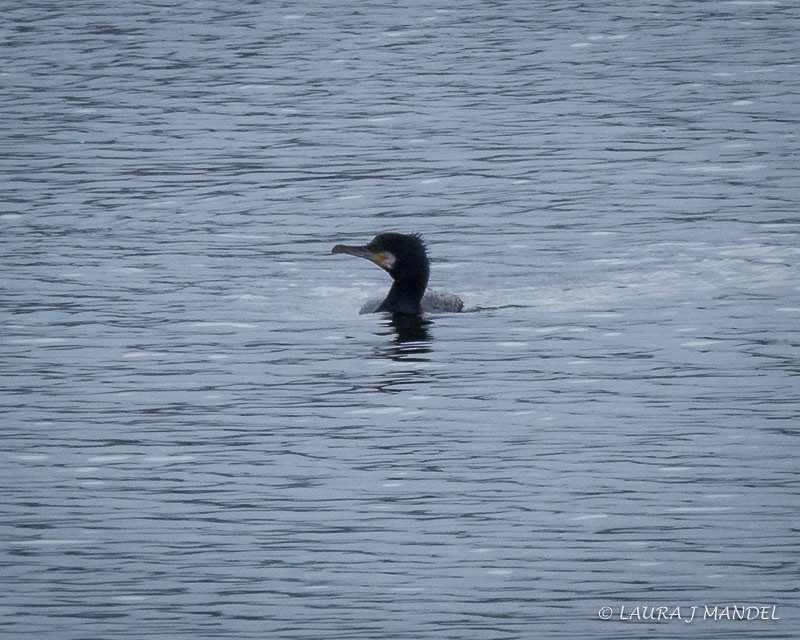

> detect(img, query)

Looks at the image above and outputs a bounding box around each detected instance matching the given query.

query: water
[2,1,798,638]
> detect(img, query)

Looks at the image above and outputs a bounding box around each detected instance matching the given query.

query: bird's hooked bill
[331,244,396,271]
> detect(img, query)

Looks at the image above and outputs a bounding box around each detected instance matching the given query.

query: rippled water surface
[2,2,799,638]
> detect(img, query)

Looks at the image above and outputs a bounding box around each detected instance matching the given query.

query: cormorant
[331,232,463,315]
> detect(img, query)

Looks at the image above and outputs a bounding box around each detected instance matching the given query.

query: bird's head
[332,232,429,289]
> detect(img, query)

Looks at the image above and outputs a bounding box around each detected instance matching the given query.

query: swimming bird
[331,232,463,315]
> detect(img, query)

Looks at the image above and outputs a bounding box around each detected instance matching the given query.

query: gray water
[2,2,798,638]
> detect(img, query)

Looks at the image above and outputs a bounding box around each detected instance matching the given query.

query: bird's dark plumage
[331,232,462,315]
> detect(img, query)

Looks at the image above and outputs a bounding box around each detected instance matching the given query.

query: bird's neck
[378,276,426,315]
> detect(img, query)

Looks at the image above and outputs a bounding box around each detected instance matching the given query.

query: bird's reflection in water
[374,313,433,360]
[391,313,432,343]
